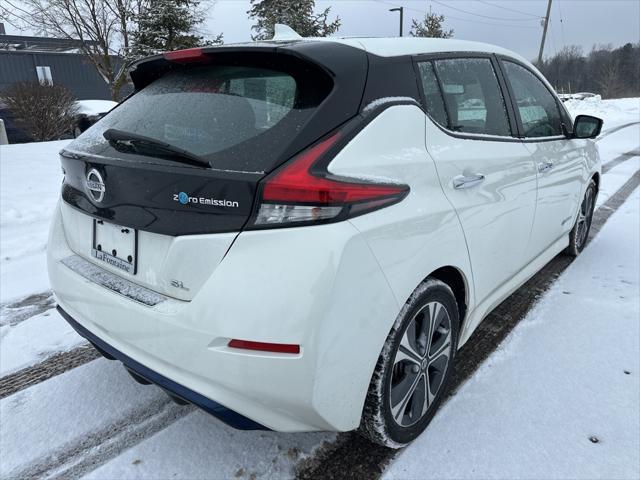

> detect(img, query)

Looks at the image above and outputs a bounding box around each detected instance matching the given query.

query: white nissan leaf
[48,34,602,447]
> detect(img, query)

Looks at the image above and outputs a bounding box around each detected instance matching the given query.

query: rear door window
[432,58,512,137]
[500,60,564,138]
[417,62,448,127]
[75,64,331,173]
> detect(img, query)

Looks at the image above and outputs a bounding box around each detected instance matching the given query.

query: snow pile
[384,188,640,480]
[76,100,118,116]
[565,97,640,129]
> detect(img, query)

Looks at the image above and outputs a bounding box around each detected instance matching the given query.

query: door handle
[538,161,554,173]
[453,174,485,189]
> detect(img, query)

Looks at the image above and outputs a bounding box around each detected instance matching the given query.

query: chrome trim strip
[61,255,166,306]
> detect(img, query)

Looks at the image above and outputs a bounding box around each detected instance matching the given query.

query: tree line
[2,0,637,100]
[537,43,640,98]
[1,0,456,100]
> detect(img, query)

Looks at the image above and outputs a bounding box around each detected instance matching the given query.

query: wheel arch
[424,266,469,331]
[591,171,600,192]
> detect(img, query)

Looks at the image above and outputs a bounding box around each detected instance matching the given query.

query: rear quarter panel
[329,105,474,326]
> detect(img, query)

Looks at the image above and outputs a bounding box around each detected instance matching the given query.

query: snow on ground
[0,308,84,376]
[596,156,640,210]
[0,140,83,376]
[0,358,333,479]
[0,360,165,477]
[0,140,70,302]
[76,100,118,116]
[384,187,640,480]
[83,411,331,480]
[565,96,640,131]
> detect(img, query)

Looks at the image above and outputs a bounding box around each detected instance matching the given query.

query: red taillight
[163,48,208,63]
[228,339,300,354]
[263,134,406,204]
[254,132,408,227]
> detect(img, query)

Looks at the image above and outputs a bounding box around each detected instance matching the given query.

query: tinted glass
[417,62,448,127]
[502,61,563,137]
[74,64,329,173]
[574,116,601,138]
[433,58,511,136]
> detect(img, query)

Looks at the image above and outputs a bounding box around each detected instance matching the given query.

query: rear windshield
[72,63,331,173]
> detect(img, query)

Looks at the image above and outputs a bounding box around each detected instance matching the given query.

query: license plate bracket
[91,219,138,274]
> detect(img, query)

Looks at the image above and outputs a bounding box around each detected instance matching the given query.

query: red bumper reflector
[228,339,300,354]
[163,48,208,63]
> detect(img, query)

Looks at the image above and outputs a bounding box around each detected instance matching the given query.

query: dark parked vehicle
[72,100,118,137]
[0,103,33,143]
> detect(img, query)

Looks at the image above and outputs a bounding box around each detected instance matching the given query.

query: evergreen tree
[248,0,340,41]
[131,0,222,58]
[410,11,453,38]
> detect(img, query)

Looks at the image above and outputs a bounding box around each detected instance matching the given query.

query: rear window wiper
[103,128,210,168]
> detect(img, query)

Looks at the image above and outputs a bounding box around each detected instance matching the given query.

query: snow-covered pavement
[0,140,82,376]
[0,98,639,479]
[1,359,330,479]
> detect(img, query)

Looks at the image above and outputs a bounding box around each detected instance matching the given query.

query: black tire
[359,278,459,448]
[564,178,597,257]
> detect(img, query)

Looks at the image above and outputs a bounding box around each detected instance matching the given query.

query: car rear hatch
[58,42,368,300]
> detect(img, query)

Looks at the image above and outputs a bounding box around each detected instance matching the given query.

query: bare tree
[598,59,626,98]
[0,81,78,141]
[2,0,143,100]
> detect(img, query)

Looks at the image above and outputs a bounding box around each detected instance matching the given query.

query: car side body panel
[423,120,538,309]
[524,138,592,260]
[330,105,475,321]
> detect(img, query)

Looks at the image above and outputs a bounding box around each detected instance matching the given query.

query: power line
[430,0,542,22]
[557,0,567,47]
[475,0,543,19]
[374,1,539,29]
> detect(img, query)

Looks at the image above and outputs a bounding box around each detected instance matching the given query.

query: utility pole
[537,0,553,65]
[389,7,404,37]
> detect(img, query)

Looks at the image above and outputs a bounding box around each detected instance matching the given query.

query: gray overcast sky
[204,0,640,61]
[3,0,639,61]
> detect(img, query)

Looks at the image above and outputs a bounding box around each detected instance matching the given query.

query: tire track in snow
[296,169,640,480]
[0,345,99,399]
[8,397,192,480]
[0,291,55,327]
[596,121,640,141]
[602,148,639,174]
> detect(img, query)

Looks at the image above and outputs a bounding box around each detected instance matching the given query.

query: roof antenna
[272,24,303,41]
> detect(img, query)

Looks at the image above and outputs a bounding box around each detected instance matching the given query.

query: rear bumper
[48,201,400,432]
[57,305,267,430]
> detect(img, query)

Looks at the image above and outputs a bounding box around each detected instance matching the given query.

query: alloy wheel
[576,185,595,249]
[389,301,452,427]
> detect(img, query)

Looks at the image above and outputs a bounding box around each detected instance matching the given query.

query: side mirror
[572,115,603,139]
